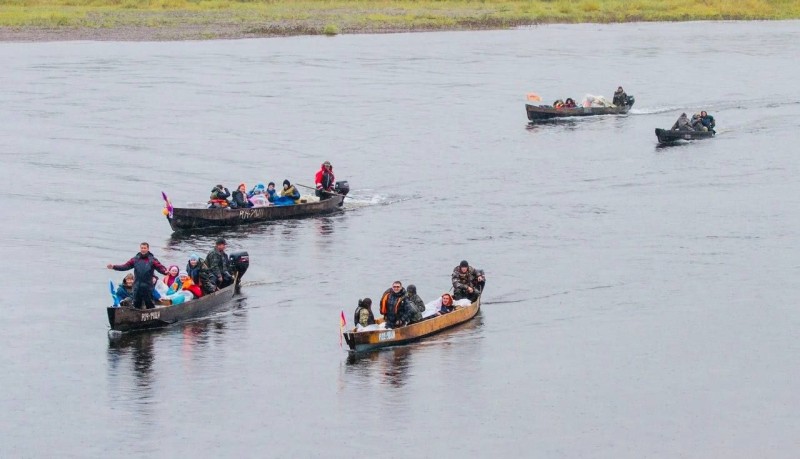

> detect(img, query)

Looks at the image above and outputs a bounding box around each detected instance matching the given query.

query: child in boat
[164,271,198,304]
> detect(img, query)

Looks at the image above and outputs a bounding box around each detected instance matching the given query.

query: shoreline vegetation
[1,1,799,42]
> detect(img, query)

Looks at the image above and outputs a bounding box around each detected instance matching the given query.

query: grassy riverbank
[1,0,798,41]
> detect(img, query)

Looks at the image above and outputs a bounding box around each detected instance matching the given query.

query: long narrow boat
[107,252,249,332]
[166,194,345,231]
[526,95,635,122]
[342,297,481,352]
[655,128,715,144]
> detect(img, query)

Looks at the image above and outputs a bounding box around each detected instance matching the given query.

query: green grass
[0,0,798,33]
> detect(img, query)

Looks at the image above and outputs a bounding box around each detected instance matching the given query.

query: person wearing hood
[280,179,301,203]
[380,281,412,329]
[156,265,180,296]
[671,113,694,131]
[612,86,628,106]
[353,298,376,328]
[438,293,455,314]
[231,183,253,208]
[314,161,335,200]
[186,253,215,295]
[405,284,425,323]
[116,273,135,306]
[107,242,169,310]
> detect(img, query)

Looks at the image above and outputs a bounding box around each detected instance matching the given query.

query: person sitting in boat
[690,113,706,131]
[248,182,266,197]
[553,99,565,109]
[266,181,297,206]
[107,242,169,310]
[315,161,336,200]
[248,183,270,207]
[230,183,253,209]
[380,281,412,329]
[206,238,234,290]
[156,265,180,297]
[438,293,455,314]
[671,113,694,131]
[612,86,627,106]
[208,184,231,208]
[116,273,135,307]
[186,253,215,295]
[163,270,200,304]
[354,297,376,328]
[405,284,425,323]
[452,260,479,302]
[563,98,577,108]
[177,270,203,299]
[700,111,716,133]
[280,179,301,203]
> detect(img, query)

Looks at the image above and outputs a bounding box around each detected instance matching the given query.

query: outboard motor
[626,95,635,108]
[334,180,349,196]
[334,181,349,207]
[229,251,249,283]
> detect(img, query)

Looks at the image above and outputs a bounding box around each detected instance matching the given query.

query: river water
[2,20,800,457]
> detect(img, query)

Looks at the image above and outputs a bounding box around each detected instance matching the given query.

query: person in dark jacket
[700,111,716,133]
[380,281,411,329]
[107,242,169,309]
[353,298,376,327]
[612,86,628,106]
[116,273,135,307]
[405,284,425,323]
[671,113,694,131]
[314,161,335,200]
[439,293,455,314]
[230,183,253,208]
[186,253,217,294]
[452,260,479,302]
[206,238,233,289]
[208,184,231,208]
[281,179,301,203]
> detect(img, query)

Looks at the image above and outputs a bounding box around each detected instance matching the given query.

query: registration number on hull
[141,311,161,321]
[378,330,395,341]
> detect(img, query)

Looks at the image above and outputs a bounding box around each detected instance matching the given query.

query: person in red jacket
[314,160,335,201]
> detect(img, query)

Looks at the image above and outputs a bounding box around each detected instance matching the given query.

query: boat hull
[107,283,238,332]
[526,100,634,122]
[167,195,345,231]
[342,297,480,352]
[655,128,715,144]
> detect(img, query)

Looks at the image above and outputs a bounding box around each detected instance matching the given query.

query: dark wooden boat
[166,194,345,231]
[342,296,481,352]
[107,252,249,332]
[526,95,634,122]
[655,128,715,144]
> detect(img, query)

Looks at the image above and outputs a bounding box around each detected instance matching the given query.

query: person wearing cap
[206,238,233,290]
[452,260,479,302]
[612,86,628,106]
[405,284,425,323]
[380,281,412,329]
[314,161,335,200]
[208,184,231,208]
[186,252,215,294]
[353,298,376,328]
[280,179,301,203]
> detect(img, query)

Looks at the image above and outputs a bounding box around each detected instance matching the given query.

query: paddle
[161,191,173,218]
[296,183,348,199]
[109,280,120,307]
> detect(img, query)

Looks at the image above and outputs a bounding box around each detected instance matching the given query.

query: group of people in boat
[671,111,716,133]
[352,260,486,330]
[206,160,339,209]
[107,239,236,309]
[551,86,629,110]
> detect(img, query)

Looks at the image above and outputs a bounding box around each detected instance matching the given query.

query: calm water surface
[2,21,800,457]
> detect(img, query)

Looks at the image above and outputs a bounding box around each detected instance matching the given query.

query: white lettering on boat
[378,330,395,341]
[239,209,262,220]
[141,311,160,321]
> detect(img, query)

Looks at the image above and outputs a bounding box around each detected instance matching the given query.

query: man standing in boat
[314,160,335,201]
[452,260,480,302]
[206,238,233,290]
[107,242,169,310]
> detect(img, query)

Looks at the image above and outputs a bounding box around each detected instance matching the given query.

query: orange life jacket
[380,291,403,315]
